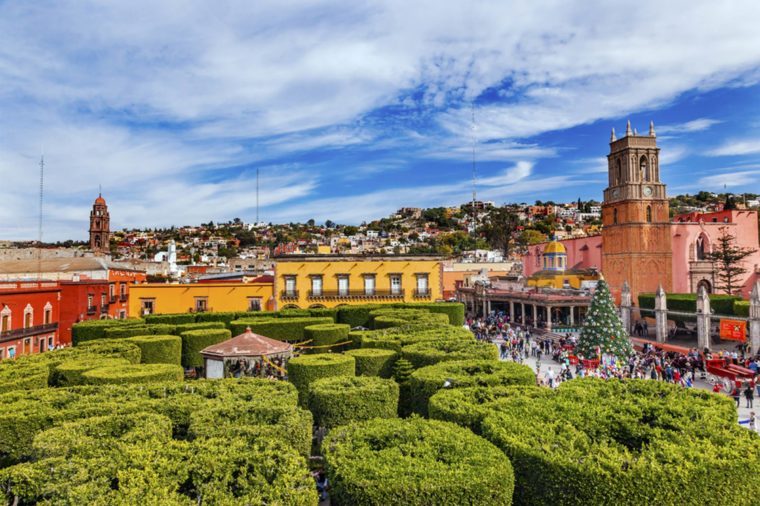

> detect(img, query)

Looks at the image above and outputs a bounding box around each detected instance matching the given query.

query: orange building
[0,281,61,359]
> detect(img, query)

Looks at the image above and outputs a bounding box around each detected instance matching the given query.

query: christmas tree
[576,280,634,360]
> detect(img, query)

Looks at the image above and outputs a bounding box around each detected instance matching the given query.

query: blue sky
[1,1,759,241]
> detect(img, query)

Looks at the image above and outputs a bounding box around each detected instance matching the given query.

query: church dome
[95,195,106,205]
[544,241,566,255]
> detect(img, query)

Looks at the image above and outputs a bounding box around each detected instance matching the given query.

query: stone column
[509,301,515,320]
[696,286,711,351]
[654,284,668,343]
[533,304,538,326]
[546,306,552,331]
[487,300,492,315]
[482,297,487,317]
[521,302,525,323]
[749,282,760,355]
[620,281,632,336]
[569,306,575,326]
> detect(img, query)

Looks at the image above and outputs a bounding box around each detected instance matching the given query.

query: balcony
[119,294,128,302]
[413,288,432,298]
[307,289,405,300]
[109,295,117,304]
[87,306,97,315]
[100,304,110,314]
[281,290,299,300]
[0,323,58,343]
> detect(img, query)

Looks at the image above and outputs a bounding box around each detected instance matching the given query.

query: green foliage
[480,378,760,505]
[428,385,547,433]
[345,348,398,378]
[103,325,150,339]
[304,323,350,347]
[180,328,231,368]
[171,321,226,334]
[307,307,338,321]
[395,302,465,326]
[279,309,312,318]
[638,292,741,316]
[0,360,50,392]
[144,313,196,325]
[53,357,131,387]
[126,335,182,365]
[71,318,144,344]
[359,325,474,352]
[577,280,634,360]
[287,353,356,405]
[734,300,749,317]
[230,316,334,341]
[336,304,383,328]
[77,339,142,364]
[372,315,410,329]
[308,376,399,429]
[194,310,250,324]
[401,339,499,368]
[406,360,536,416]
[82,363,184,385]
[323,417,514,506]
[392,358,415,385]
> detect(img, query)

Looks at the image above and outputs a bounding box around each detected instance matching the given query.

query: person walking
[744,382,754,409]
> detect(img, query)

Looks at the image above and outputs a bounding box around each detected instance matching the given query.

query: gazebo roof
[201,327,292,358]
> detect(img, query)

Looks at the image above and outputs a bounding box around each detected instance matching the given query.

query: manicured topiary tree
[401,339,498,368]
[345,348,398,377]
[180,329,231,368]
[229,317,333,340]
[323,417,514,506]
[304,323,350,347]
[82,363,184,385]
[53,357,131,386]
[309,376,399,429]
[76,339,142,364]
[126,335,182,365]
[576,280,634,360]
[0,360,50,392]
[71,318,144,344]
[481,378,760,505]
[287,353,355,406]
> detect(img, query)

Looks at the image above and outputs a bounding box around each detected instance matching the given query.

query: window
[141,299,155,315]
[390,274,402,295]
[195,298,208,312]
[8,347,15,359]
[616,159,622,184]
[44,308,52,325]
[119,310,126,319]
[1,310,10,333]
[120,284,126,298]
[0,348,4,360]
[311,276,323,297]
[24,311,32,329]
[109,284,115,299]
[364,275,376,295]
[646,205,652,223]
[613,208,618,224]
[415,274,429,295]
[248,298,262,311]
[284,276,297,297]
[87,294,94,307]
[337,275,349,297]
[48,337,54,350]
[101,293,107,306]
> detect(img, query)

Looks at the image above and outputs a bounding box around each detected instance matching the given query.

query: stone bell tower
[89,193,110,254]
[601,121,672,302]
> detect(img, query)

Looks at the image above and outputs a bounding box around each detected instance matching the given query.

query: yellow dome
[544,241,566,254]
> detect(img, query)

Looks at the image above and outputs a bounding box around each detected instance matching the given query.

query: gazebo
[200,327,293,379]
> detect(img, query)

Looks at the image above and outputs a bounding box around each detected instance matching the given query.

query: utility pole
[256,167,260,225]
[37,155,44,280]
[471,101,478,231]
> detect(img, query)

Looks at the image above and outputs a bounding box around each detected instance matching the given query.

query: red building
[0,281,61,359]
[58,280,111,346]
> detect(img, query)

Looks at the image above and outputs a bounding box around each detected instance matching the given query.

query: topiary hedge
[308,376,399,429]
[180,328,232,368]
[172,321,226,335]
[103,325,150,339]
[397,302,465,326]
[304,323,350,347]
[307,307,338,321]
[734,300,749,317]
[76,339,142,364]
[82,363,184,385]
[638,292,741,317]
[71,318,144,344]
[344,348,398,378]
[359,326,474,352]
[428,385,547,433]
[323,417,514,506]
[230,316,333,341]
[144,313,196,325]
[406,360,536,416]
[53,357,131,387]
[287,353,355,405]
[126,335,182,365]
[401,339,499,368]
[336,305,383,328]
[0,360,50,392]
[481,378,760,505]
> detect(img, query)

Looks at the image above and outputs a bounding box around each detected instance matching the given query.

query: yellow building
[129,281,275,316]
[274,255,443,309]
[526,241,601,289]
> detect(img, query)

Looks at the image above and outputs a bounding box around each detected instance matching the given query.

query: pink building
[523,209,760,297]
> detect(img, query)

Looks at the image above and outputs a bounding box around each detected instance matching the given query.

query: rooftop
[201,328,292,358]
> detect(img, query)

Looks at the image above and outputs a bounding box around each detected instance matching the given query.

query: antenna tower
[37,155,44,280]
[471,101,477,229]
[256,168,260,224]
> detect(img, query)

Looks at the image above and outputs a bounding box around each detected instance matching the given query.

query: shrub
[406,360,536,416]
[180,329,232,368]
[0,360,50,392]
[144,313,196,325]
[344,348,398,377]
[481,378,760,505]
[401,339,499,368]
[172,321,226,335]
[82,363,184,385]
[278,309,312,318]
[638,292,741,317]
[428,385,547,433]
[336,305,383,328]
[372,315,410,329]
[359,326,474,352]
[307,307,338,321]
[76,339,142,364]
[323,417,514,506]
[146,323,176,335]
[103,325,150,339]
[309,376,399,429]
[194,311,245,324]
[397,302,466,326]
[126,335,182,365]
[71,318,144,344]
[287,353,355,405]
[230,316,333,341]
[734,300,749,317]
[53,357,131,386]
[304,323,350,347]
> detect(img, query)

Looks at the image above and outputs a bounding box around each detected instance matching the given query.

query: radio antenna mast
[256,168,260,224]
[471,101,478,230]
[37,155,44,280]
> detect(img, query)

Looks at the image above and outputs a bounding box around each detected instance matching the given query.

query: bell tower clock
[601,120,672,302]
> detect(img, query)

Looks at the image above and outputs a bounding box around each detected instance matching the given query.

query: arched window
[640,156,649,181]
[646,205,652,223]
[613,208,618,224]
[696,234,709,260]
[616,159,622,184]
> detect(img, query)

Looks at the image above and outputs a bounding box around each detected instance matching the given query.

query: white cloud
[707,139,760,156]
[657,118,721,134]
[697,170,760,188]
